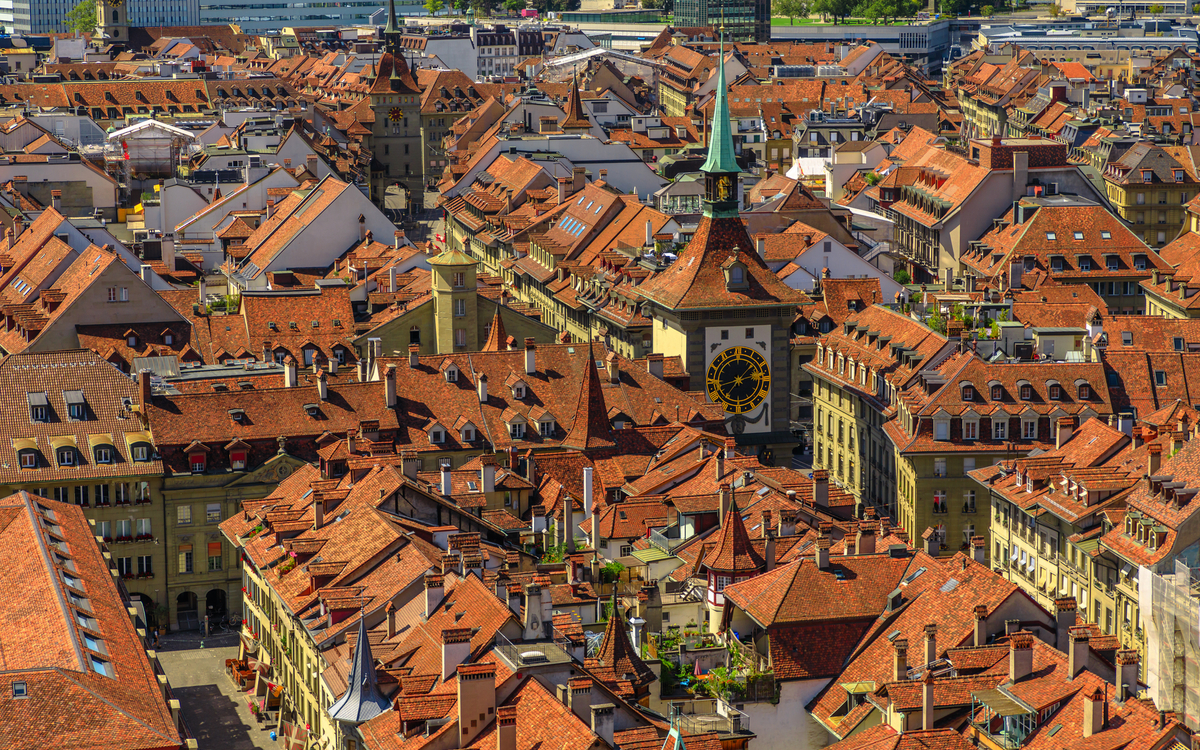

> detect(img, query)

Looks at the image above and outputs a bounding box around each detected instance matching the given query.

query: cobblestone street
[158,631,277,750]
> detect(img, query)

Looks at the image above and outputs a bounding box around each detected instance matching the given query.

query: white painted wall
[739,679,833,750]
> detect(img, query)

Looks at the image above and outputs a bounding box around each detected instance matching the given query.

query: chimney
[780,510,797,537]
[568,677,593,723]
[12,215,23,242]
[813,469,829,508]
[477,373,488,403]
[974,605,988,647]
[481,454,496,493]
[557,176,569,204]
[719,484,732,523]
[923,624,937,666]
[645,219,653,246]
[497,706,517,750]
[1009,632,1034,683]
[1005,620,1020,636]
[1116,649,1140,700]
[1056,416,1076,449]
[714,445,725,484]
[440,465,452,497]
[312,495,325,530]
[387,602,397,639]
[409,344,420,368]
[582,466,593,521]
[282,356,297,387]
[388,264,397,293]
[893,638,908,681]
[816,534,831,569]
[1055,597,1077,652]
[922,669,935,731]
[138,368,153,408]
[605,353,618,384]
[523,584,543,639]
[314,369,328,400]
[1083,687,1104,737]
[51,189,62,212]
[765,526,776,572]
[971,536,986,563]
[524,338,536,374]
[1069,625,1090,679]
[646,353,664,378]
[199,276,207,307]
[540,586,552,635]
[922,528,940,556]
[856,522,876,555]
[564,495,576,553]
[402,451,420,479]
[590,704,615,747]
[456,662,496,744]
[358,213,366,242]
[385,364,397,407]
[306,152,318,174]
[1172,430,1186,455]
[424,573,444,619]
[1149,443,1162,475]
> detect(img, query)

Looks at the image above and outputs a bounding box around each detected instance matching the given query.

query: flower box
[135,534,153,542]
[115,536,133,543]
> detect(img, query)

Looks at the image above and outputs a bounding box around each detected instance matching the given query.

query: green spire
[700,22,740,177]
[384,0,398,34]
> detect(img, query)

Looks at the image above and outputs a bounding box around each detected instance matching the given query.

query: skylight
[1046,232,1056,240]
[900,567,927,585]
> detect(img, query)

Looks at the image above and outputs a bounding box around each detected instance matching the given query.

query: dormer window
[163,332,174,345]
[127,334,138,347]
[1106,255,1119,271]
[963,419,978,440]
[230,450,247,470]
[1048,383,1061,400]
[462,426,475,442]
[57,448,76,467]
[27,392,48,422]
[190,453,206,473]
[64,391,85,420]
[1175,170,1185,182]
[1078,382,1091,400]
[962,385,975,401]
[539,418,556,437]
[19,450,36,469]
[95,447,112,464]
[1019,383,1032,400]
[991,384,1003,401]
[445,365,459,382]
[723,258,748,291]
[132,444,149,462]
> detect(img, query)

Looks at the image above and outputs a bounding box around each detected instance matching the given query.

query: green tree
[1047,2,1061,15]
[1194,2,1200,12]
[980,3,993,13]
[66,0,96,34]
[642,0,663,8]
[773,0,810,23]
[504,0,526,11]
[812,0,856,23]
[893,269,911,285]
[1148,2,1164,11]
[425,0,444,14]
[927,306,946,334]
[471,0,495,14]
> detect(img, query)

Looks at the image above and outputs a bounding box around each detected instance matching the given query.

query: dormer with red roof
[701,488,766,612]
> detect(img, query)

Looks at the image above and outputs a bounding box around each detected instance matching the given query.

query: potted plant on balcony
[153,603,169,636]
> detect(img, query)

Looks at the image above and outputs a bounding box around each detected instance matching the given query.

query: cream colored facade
[809,373,896,519]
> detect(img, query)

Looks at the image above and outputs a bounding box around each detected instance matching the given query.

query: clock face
[706,346,770,415]
[388,107,403,122]
[107,0,122,7]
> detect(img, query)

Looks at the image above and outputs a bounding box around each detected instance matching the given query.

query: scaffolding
[1148,559,1200,730]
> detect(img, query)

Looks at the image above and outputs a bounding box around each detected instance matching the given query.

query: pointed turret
[699,24,740,220]
[559,347,616,452]
[327,615,390,725]
[560,73,591,133]
[595,590,655,692]
[383,0,399,41]
[481,306,508,352]
[702,495,765,574]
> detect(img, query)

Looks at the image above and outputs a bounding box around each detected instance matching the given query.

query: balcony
[650,524,685,553]
[970,690,1036,750]
[668,702,754,738]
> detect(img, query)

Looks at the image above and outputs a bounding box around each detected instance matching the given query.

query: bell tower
[96,0,129,45]
[636,23,802,460]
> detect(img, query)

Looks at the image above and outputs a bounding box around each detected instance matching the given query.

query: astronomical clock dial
[107,0,123,7]
[706,346,770,415]
[388,107,403,122]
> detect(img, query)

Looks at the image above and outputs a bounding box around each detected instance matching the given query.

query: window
[410,327,421,345]
[190,454,205,473]
[274,351,286,364]
[132,444,150,462]
[1137,192,1146,205]
[1079,256,1091,272]
[430,429,445,444]
[177,505,192,525]
[715,575,732,592]
[138,555,152,576]
[454,329,466,347]
[1019,384,1032,400]
[510,422,526,439]
[11,682,26,698]
[1101,231,1111,240]
[1175,337,1185,351]
[453,299,466,317]
[933,490,947,514]
[208,541,222,571]
[74,485,88,506]
[1156,370,1167,386]
[1073,231,1083,240]
[1107,256,1118,271]
[1078,384,1091,400]
[935,421,948,440]
[19,451,36,469]
[95,484,109,506]
[934,457,946,477]
[90,657,112,677]
[117,557,132,577]
[1046,232,1056,241]
[230,450,246,470]
[1023,420,1037,439]
[962,385,975,401]
[136,518,151,537]
[206,503,221,524]
[97,520,110,539]
[1049,384,1061,400]
[178,544,193,574]
[453,272,465,288]
[964,419,978,440]
[303,348,315,366]
[991,384,1003,401]
[57,448,75,467]
[994,420,1007,440]
[539,420,555,437]
[95,447,111,464]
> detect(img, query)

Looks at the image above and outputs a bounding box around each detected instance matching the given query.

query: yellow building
[1102,142,1199,248]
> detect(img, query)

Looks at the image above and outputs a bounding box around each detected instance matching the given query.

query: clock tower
[96,0,128,45]
[637,25,803,459]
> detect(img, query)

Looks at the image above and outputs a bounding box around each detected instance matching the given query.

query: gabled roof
[702,500,765,573]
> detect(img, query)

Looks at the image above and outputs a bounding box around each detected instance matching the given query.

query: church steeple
[383,0,401,57]
[700,22,740,220]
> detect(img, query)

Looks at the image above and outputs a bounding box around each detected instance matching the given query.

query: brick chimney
[1069,625,1090,679]
[384,364,397,407]
[457,662,496,744]
[424,573,444,619]
[1055,596,1077,652]
[1083,687,1104,737]
[813,469,829,508]
[1009,632,1034,683]
[974,605,988,647]
[893,638,908,681]
[497,705,517,750]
